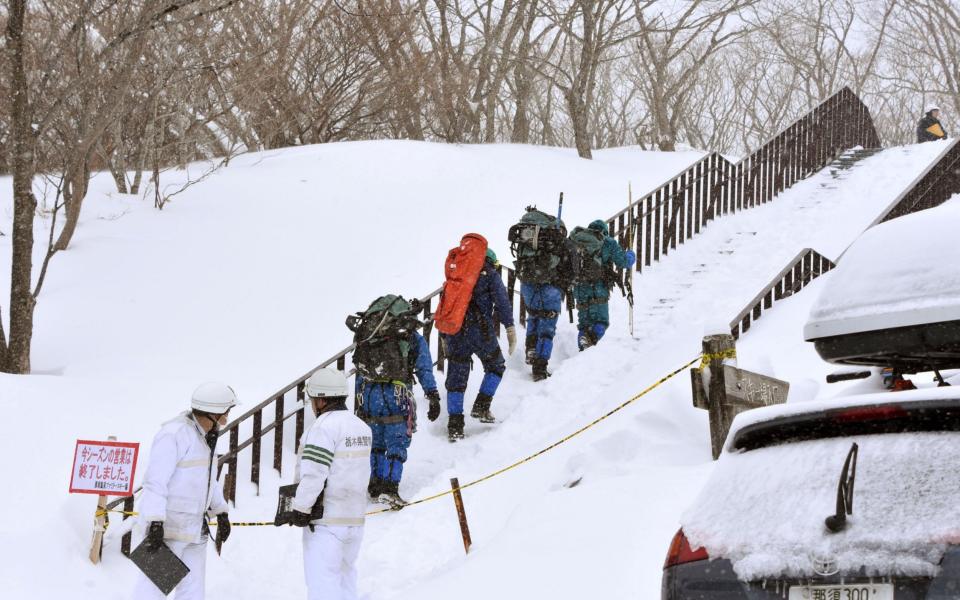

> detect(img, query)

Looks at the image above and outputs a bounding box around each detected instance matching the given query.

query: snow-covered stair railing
[729,248,836,340]
[105,86,883,557]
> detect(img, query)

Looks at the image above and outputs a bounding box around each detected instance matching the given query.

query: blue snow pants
[521,283,563,361]
[442,324,506,415]
[575,281,611,349]
[359,382,412,484]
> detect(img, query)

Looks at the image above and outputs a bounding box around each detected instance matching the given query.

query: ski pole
[557,191,564,224]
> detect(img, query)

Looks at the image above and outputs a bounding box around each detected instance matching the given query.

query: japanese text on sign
[70,440,140,495]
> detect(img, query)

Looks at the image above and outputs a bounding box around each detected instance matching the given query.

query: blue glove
[624,250,636,268]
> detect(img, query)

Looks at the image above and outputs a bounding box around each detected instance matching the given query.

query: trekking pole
[557,191,564,224]
[626,183,635,338]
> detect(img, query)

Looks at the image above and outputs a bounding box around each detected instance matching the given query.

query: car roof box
[804,200,960,371]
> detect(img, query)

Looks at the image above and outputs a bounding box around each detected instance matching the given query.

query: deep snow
[0,139,948,598]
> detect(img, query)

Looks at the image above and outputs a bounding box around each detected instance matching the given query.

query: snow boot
[447,414,465,442]
[532,359,551,382]
[578,328,598,351]
[378,481,408,510]
[525,336,537,365]
[470,393,496,423]
[367,477,386,501]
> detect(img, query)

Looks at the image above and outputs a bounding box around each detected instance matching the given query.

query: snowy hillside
[0,140,949,599]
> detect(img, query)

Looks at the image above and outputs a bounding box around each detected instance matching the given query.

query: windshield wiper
[825,442,858,533]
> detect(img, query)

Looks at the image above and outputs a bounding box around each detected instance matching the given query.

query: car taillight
[664,528,709,569]
[832,405,908,422]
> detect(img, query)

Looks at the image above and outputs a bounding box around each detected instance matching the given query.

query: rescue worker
[572,220,636,350]
[292,368,372,600]
[434,248,516,441]
[354,299,440,507]
[522,240,578,382]
[917,105,948,143]
[132,382,236,599]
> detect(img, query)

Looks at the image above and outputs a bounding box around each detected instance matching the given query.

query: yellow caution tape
[99,356,701,525]
[697,348,736,371]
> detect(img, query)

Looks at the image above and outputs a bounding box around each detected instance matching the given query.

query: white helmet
[305,367,348,398]
[926,104,940,114]
[191,382,239,414]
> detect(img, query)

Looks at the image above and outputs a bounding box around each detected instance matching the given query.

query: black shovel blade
[129,539,190,595]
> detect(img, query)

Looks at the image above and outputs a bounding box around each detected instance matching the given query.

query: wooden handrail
[729,248,837,339]
[115,87,884,553]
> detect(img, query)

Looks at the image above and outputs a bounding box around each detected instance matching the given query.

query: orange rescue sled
[435,233,489,335]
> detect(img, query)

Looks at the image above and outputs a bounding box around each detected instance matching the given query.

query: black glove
[215,513,231,546]
[426,390,441,422]
[291,510,312,528]
[145,521,165,553]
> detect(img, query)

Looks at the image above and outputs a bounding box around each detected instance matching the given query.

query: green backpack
[508,207,568,284]
[346,295,423,382]
[568,226,606,283]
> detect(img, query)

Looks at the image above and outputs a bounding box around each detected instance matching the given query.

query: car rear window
[731,399,960,452]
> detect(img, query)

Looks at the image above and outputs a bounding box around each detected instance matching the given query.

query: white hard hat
[305,367,348,398]
[926,104,940,114]
[191,382,239,413]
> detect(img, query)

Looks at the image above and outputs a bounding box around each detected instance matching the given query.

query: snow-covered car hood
[680,388,960,581]
[804,197,960,340]
[682,431,960,581]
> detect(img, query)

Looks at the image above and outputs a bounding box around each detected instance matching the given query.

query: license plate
[788,583,894,600]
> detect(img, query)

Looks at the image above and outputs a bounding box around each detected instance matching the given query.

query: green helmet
[486,248,499,266]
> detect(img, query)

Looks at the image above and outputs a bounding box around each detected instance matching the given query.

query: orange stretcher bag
[434,233,488,335]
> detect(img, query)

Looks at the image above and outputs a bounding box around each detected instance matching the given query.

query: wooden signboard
[723,365,789,410]
[692,334,789,459]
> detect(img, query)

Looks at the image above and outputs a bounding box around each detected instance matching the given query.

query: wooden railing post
[227,426,239,504]
[273,393,284,474]
[121,495,135,557]
[251,409,262,494]
[296,382,306,453]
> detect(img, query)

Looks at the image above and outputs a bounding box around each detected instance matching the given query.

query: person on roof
[570,220,636,350]
[436,248,516,442]
[291,367,372,600]
[132,383,236,600]
[917,105,948,143]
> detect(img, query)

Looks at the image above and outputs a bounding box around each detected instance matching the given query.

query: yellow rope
[697,348,736,371]
[100,356,701,524]
[367,355,700,515]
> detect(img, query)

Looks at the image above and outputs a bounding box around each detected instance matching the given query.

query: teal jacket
[573,220,631,304]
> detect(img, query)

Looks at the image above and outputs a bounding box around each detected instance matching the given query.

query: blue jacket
[574,220,631,303]
[462,258,515,334]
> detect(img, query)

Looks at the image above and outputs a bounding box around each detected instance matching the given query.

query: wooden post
[450,477,473,554]
[121,495,135,557]
[89,435,116,564]
[703,335,736,460]
[694,335,790,459]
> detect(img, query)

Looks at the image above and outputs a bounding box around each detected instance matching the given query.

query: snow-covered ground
[0,139,949,599]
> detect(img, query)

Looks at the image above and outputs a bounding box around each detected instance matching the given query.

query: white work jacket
[294,408,372,527]
[138,412,229,543]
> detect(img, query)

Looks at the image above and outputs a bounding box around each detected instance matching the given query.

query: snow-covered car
[803,200,960,373]
[662,388,960,599]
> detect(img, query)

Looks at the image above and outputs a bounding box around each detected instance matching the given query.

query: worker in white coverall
[292,367,373,600]
[132,382,238,599]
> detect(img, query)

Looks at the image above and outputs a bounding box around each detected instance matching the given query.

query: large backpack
[434,233,488,336]
[568,226,606,283]
[346,295,423,382]
[508,207,568,284]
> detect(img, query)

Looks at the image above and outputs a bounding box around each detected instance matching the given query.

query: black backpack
[508,207,568,285]
[346,295,423,382]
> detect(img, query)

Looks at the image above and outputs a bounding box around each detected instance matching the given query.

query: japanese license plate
[788,583,894,600]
